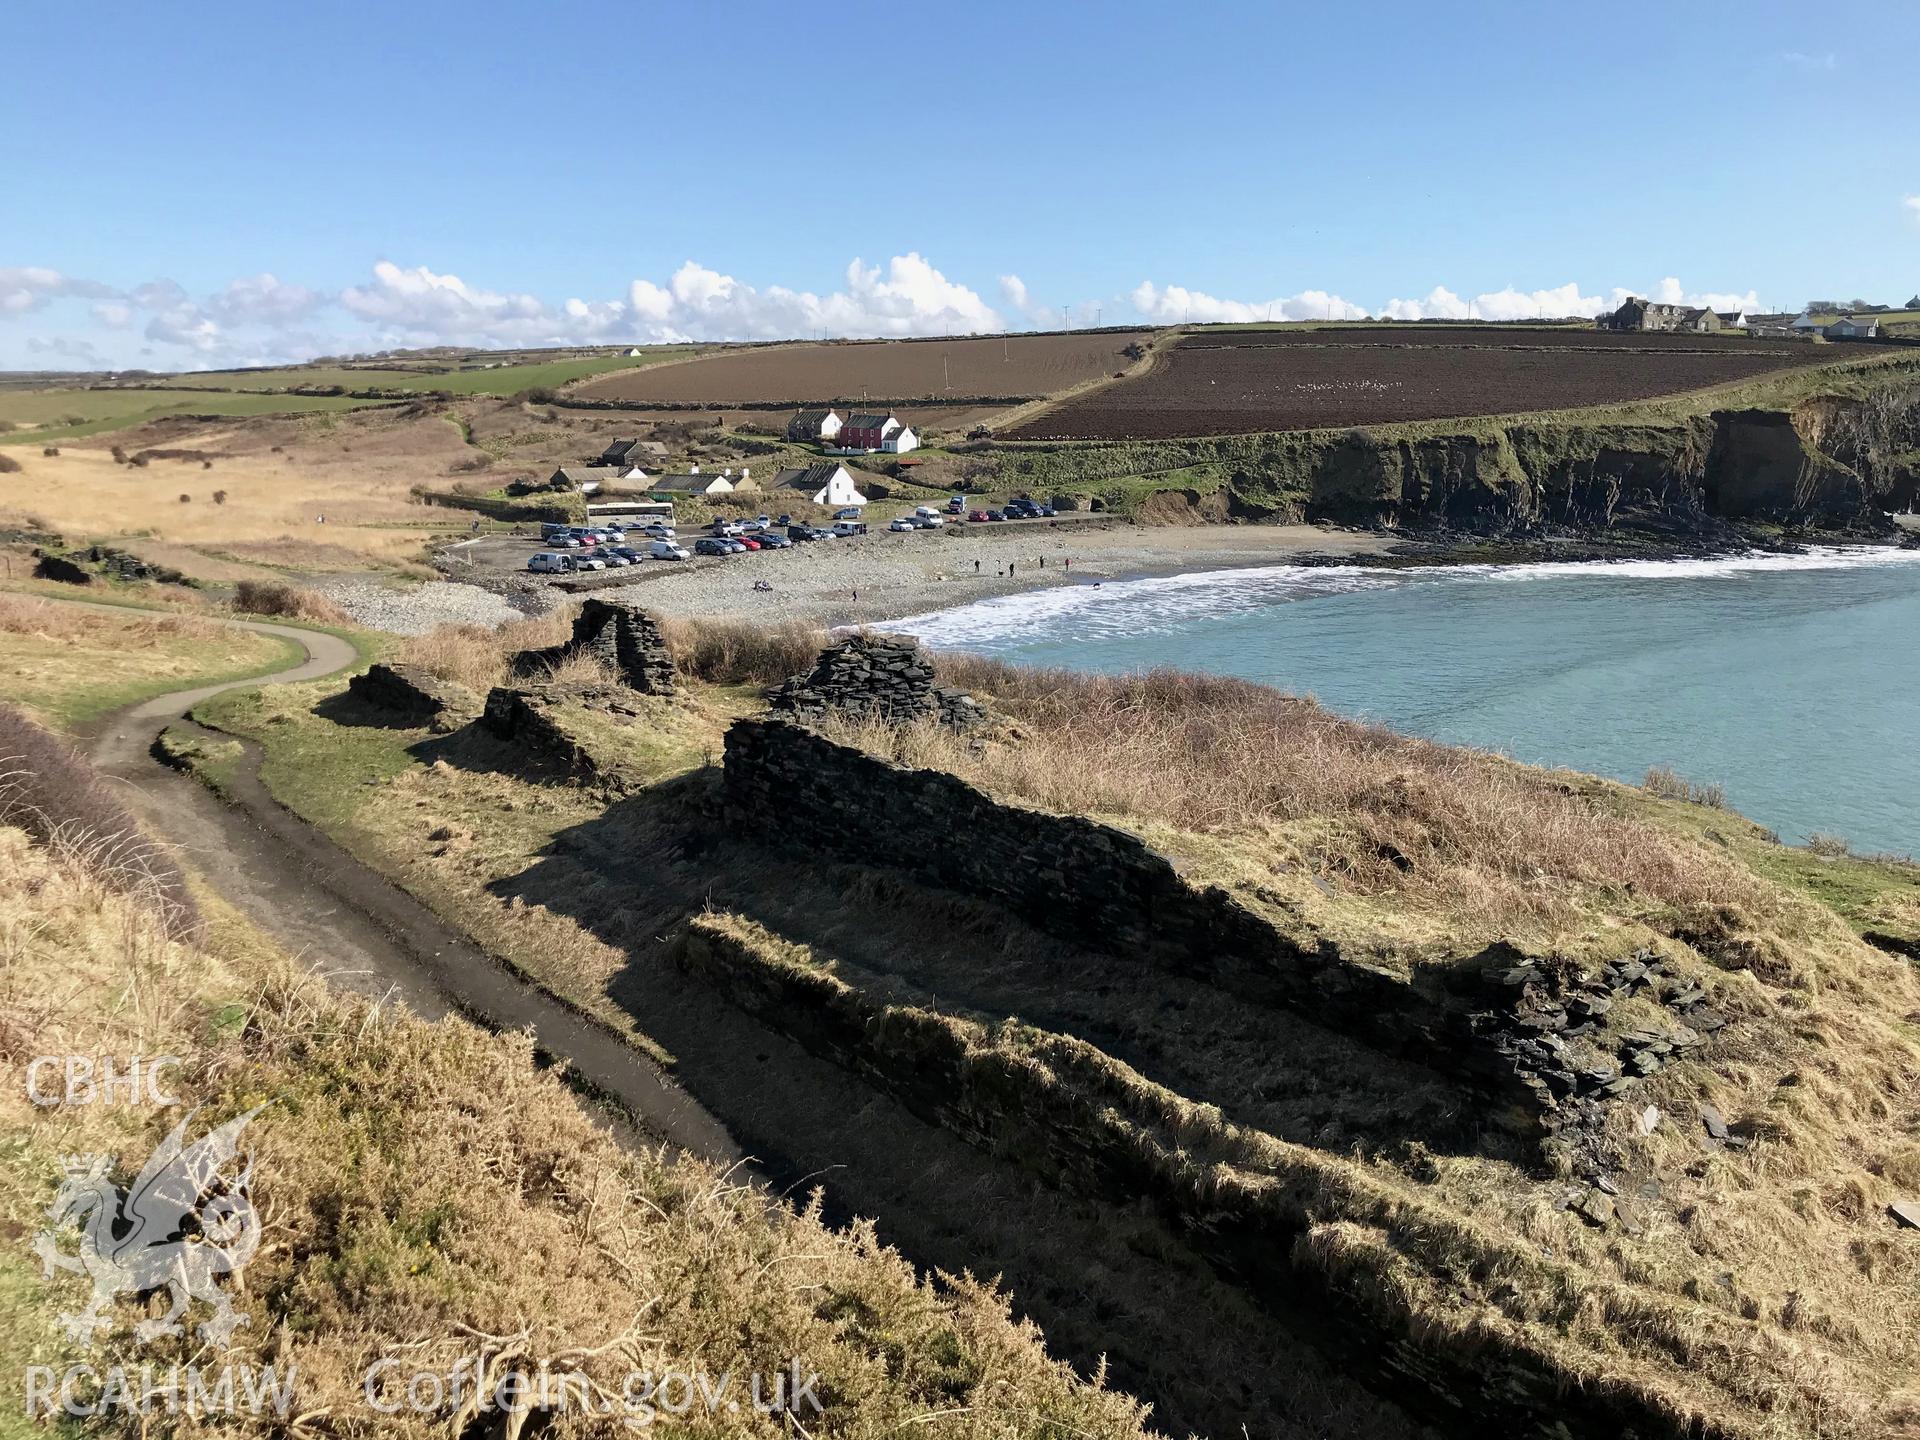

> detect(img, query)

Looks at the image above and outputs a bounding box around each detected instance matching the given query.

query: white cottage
[772,463,868,507]
[880,423,919,455]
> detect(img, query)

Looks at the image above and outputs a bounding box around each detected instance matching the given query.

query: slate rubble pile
[767,632,982,729]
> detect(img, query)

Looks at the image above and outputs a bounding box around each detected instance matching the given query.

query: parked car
[832,521,869,537]
[640,523,676,539]
[694,537,734,556]
[834,507,863,522]
[650,539,691,561]
[610,546,645,564]
[572,554,606,571]
[600,551,633,567]
[985,510,1006,521]
[750,530,790,549]
[724,539,748,553]
[540,523,571,541]
[889,517,918,533]
[527,552,574,574]
[914,514,945,528]
[786,524,823,541]
[776,514,793,527]
[712,521,744,538]
[968,510,990,522]
[737,536,761,551]
[945,496,967,514]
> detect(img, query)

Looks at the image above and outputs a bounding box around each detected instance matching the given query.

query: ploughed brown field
[573,331,1153,405]
[1005,328,1845,439]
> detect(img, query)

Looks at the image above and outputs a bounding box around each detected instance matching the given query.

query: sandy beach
[585,520,1397,629]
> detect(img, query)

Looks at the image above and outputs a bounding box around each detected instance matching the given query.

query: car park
[650,539,690,560]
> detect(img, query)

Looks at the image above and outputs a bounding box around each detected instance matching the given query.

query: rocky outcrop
[1705,407,1885,527]
[509,598,675,695]
[31,545,191,587]
[767,633,982,729]
[347,663,483,732]
[32,551,92,585]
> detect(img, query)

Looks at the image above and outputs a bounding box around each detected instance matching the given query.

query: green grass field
[0,388,391,443]
[143,348,705,397]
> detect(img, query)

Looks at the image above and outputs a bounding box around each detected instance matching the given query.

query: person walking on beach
[974,559,980,573]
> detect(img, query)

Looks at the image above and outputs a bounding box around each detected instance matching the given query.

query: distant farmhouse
[547,465,623,491]
[772,462,868,507]
[1825,314,1880,340]
[599,437,668,468]
[834,412,917,454]
[786,408,843,443]
[1597,298,1737,333]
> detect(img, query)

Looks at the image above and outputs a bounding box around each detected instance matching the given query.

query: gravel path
[313,576,526,634]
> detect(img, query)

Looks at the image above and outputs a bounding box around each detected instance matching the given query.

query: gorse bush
[0,703,198,935]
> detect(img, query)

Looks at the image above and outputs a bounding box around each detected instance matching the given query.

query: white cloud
[1905,195,1920,226]
[1130,281,1366,324]
[624,254,1002,343]
[91,301,133,328]
[998,274,1030,312]
[208,272,324,326]
[339,260,549,345]
[0,266,115,317]
[1381,281,1607,321]
[1632,277,1762,313]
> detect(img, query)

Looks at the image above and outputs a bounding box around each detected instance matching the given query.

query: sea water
[891,547,1920,854]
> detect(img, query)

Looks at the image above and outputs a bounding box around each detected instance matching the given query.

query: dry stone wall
[767,633,982,728]
[681,917,1731,1440]
[510,599,675,695]
[721,717,1728,1152]
[347,663,484,732]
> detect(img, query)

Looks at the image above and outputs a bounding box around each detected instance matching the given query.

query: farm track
[70,602,746,1167]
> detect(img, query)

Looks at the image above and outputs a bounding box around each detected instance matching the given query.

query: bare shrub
[1643,764,1727,808]
[658,615,826,686]
[230,580,351,625]
[0,703,199,935]
[0,454,20,475]
[42,446,59,457]
[1808,832,1852,858]
[212,489,228,505]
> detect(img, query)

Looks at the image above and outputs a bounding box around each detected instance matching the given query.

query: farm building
[837,412,902,452]
[772,463,868,507]
[880,422,920,455]
[787,408,843,443]
[651,467,756,497]
[1598,298,1723,333]
[598,437,668,468]
[1825,315,1880,340]
[1792,312,1823,333]
[1715,310,1747,329]
[548,465,624,490]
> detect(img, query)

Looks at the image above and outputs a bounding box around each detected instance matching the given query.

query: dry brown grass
[656,614,826,686]
[398,609,574,692]
[0,820,1152,1439]
[831,658,1778,944]
[229,579,352,625]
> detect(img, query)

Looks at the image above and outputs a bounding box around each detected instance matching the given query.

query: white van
[650,539,691,561]
[527,552,573,574]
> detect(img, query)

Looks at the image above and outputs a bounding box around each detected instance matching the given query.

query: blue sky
[4,0,1916,370]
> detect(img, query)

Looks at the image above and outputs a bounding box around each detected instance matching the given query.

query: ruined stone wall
[481,686,630,791]
[767,633,981,728]
[681,917,1732,1440]
[721,717,1729,1151]
[511,599,675,695]
[347,663,483,732]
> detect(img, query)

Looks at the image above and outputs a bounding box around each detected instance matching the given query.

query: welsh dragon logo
[32,1106,266,1347]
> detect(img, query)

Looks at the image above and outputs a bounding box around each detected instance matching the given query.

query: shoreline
[580,519,1917,631]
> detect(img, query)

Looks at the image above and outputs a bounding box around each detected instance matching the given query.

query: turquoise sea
[892,547,1920,854]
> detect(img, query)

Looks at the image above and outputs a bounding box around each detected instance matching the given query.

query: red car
[737,536,762,551]
[968,509,990,522]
